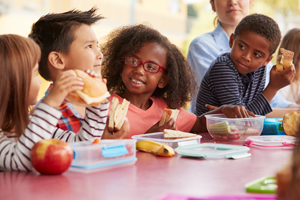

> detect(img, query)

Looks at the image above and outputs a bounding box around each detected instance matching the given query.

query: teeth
[131,79,143,84]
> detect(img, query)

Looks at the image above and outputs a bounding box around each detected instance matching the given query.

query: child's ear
[158,74,168,88]
[263,55,273,66]
[229,34,235,48]
[48,51,65,70]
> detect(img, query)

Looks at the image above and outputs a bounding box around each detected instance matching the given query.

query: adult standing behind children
[101,24,255,139]
[278,28,300,104]
[195,14,295,116]
[187,0,299,114]
[29,7,129,139]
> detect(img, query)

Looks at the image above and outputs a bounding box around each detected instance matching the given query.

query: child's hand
[145,119,176,133]
[101,118,130,139]
[221,105,255,118]
[43,70,83,108]
[205,104,218,111]
[269,64,295,91]
[205,104,255,118]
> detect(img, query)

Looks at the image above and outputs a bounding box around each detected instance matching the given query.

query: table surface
[0,133,292,200]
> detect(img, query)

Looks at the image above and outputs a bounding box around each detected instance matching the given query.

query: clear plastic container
[131,132,202,148]
[174,143,251,159]
[245,135,297,149]
[68,139,137,173]
[205,114,265,141]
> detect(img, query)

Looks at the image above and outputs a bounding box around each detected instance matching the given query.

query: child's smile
[121,42,167,98]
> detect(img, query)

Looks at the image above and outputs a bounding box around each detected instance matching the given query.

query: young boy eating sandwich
[195,14,296,116]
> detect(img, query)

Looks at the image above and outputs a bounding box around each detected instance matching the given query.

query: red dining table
[0,133,292,200]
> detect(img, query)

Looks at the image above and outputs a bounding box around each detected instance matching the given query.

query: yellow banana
[136,140,174,157]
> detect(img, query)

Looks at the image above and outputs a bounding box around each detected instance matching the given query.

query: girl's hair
[101,24,196,109]
[0,34,41,137]
[278,28,300,100]
[210,0,219,27]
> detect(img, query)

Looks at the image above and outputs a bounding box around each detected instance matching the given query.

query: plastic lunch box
[131,132,202,148]
[68,139,137,173]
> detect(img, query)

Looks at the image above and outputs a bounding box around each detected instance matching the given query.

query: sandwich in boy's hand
[66,70,110,106]
[159,108,179,127]
[108,97,130,132]
[163,129,197,139]
[276,48,294,72]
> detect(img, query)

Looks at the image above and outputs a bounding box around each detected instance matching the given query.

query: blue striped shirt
[195,52,272,116]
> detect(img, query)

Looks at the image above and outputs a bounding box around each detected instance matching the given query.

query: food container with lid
[205,114,265,141]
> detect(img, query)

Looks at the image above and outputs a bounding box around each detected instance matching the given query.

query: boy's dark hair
[234,13,281,56]
[101,24,196,109]
[29,7,103,81]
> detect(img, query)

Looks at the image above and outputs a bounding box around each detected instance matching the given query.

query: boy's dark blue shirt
[195,52,272,116]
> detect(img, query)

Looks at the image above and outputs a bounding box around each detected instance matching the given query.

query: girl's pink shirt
[109,93,197,139]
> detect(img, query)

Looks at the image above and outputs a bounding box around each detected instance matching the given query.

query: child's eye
[87,44,92,48]
[239,44,245,50]
[128,57,139,66]
[254,53,262,58]
[145,63,158,72]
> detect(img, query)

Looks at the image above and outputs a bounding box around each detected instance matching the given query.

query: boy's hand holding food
[44,69,109,109]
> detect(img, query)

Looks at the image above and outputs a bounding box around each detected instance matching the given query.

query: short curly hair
[101,24,196,109]
[234,13,281,55]
[29,7,103,81]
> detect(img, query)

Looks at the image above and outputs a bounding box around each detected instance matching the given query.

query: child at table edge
[101,24,254,139]
[0,34,110,171]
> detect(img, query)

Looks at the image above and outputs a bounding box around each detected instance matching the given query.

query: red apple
[30,139,74,175]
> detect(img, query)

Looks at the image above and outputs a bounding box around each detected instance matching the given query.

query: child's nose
[97,50,103,61]
[242,52,251,62]
[134,63,146,74]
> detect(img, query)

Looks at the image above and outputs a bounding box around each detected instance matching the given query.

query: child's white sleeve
[0,102,62,171]
[52,98,110,142]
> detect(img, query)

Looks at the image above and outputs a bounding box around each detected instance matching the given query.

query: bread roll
[66,70,110,106]
[282,111,300,136]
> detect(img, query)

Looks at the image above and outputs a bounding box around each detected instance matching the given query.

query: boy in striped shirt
[29,8,129,139]
[195,14,295,116]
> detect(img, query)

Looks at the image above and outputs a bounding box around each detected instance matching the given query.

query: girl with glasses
[101,24,254,139]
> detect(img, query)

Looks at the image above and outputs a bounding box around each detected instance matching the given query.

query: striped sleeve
[52,98,110,142]
[0,102,62,171]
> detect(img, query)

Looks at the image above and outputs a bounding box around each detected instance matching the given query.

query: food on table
[208,121,259,140]
[163,129,197,139]
[136,140,174,157]
[282,111,300,136]
[30,139,73,175]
